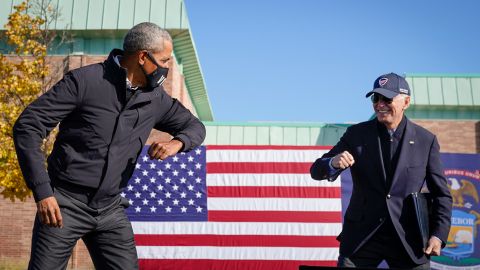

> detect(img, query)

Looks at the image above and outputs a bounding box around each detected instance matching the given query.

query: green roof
[0,0,213,121]
[203,121,350,146]
[405,74,480,120]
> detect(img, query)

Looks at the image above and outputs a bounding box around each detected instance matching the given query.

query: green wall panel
[270,127,284,145]
[456,78,473,105]
[56,0,74,29]
[87,0,105,29]
[1,0,190,31]
[427,78,444,105]
[296,128,311,146]
[310,128,321,145]
[472,78,480,106]
[117,0,135,29]
[243,127,257,145]
[134,0,151,25]
[216,126,231,145]
[105,38,123,51]
[230,126,244,144]
[406,75,479,120]
[165,0,182,29]
[201,123,350,146]
[203,126,217,145]
[72,37,85,54]
[102,0,120,29]
[150,0,167,27]
[412,77,429,104]
[442,78,459,106]
[283,127,297,145]
[257,127,270,145]
[0,2,11,22]
[71,0,89,29]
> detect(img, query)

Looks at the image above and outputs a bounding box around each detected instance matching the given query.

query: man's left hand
[148,139,183,160]
[425,236,442,256]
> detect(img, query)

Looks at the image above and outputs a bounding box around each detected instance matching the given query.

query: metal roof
[0,0,213,121]
[405,74,480,120]
[0,0,190,31]
[203,122,350,146]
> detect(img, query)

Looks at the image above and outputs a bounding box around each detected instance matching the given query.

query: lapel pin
[409,141,414,144]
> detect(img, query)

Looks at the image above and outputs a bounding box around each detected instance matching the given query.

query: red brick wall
[0,54,196,269]
[0,197,35,268]
[413,120,480,154]
[0,198,94,269]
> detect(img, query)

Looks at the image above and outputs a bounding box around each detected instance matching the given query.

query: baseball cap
[365,72,410,99]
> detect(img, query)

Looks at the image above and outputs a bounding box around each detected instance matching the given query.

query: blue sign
[442,210,476,260]
[431,153,480,269]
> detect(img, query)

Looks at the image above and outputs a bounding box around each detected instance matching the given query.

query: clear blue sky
[184,0,479,123]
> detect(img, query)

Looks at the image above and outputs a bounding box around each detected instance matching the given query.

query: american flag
[124,145,342,270]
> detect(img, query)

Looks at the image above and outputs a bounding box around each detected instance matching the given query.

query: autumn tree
[0,0,66,201]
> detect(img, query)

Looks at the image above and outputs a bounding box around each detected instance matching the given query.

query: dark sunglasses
[371,93,393,104]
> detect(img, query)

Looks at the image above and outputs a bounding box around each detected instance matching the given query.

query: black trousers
[338,219,430,269]
[28,189,138,270]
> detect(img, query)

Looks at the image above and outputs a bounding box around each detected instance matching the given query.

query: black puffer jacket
[13,49,206,208]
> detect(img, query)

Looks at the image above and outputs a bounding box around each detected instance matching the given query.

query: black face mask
[141,51,169,89]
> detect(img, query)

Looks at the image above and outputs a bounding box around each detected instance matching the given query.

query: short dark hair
[123,22,172,53]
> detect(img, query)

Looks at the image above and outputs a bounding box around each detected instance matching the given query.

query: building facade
[0,1,478,269]
[0,0,212,268]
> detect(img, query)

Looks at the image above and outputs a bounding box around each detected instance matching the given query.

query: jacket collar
[104,49,128,86]
[104,49,163,108]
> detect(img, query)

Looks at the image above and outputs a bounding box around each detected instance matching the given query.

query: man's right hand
[331,151,355,169]
[36,196,63,228]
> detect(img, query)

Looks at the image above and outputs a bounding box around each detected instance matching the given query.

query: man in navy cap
[310,73,452,269]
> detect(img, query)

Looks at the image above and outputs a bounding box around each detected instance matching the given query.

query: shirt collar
[391,116,407,139]
[376,116,407,139]
[114,55,138,90]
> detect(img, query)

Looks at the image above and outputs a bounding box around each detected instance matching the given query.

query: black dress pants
[338,219,430,269]
[28,189,138,270]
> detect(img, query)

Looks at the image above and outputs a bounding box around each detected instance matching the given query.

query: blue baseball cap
[365,72,411,99]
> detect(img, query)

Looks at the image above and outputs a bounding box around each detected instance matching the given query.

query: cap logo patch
[379,78,388,86]
[399,88,409,94]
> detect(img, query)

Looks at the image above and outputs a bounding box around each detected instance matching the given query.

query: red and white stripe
[134,145,341,270]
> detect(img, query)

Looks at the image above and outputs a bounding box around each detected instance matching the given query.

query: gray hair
[123,22,172,53]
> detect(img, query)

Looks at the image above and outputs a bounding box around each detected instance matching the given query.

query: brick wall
[0,198,94,269]
[413,120,480,154]
[0,53,196,269]
[0,197,35,269]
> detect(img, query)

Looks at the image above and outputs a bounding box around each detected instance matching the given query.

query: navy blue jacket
[310,118,452,264]
[13,49,206,208]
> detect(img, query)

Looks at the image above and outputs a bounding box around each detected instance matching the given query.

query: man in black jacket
[14,22,206,270]
[310,73,452,269]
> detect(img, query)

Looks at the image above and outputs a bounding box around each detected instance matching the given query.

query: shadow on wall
[315,124,349,146]
[476,121,480,153]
